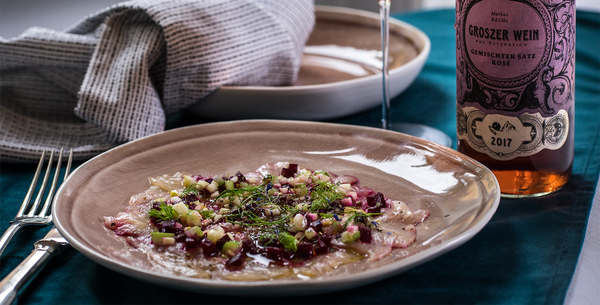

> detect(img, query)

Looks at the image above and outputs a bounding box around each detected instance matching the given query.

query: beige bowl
[188,5,430,120]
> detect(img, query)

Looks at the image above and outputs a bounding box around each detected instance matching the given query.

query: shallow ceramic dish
[188,6,430,120]
[53,120,499,296]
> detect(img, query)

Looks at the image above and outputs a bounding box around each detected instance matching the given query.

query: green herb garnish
[200,209,215,219]
[148,202,180,221]
[342,211,381,229]
[181,183,205,198]
[278,232,298,252]
[310,180,345,211]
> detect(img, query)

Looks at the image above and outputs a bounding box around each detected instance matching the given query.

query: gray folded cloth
[0,0,314,162]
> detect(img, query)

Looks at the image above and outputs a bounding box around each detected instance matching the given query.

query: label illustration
[457,106,569,159]
[456,0,575,159]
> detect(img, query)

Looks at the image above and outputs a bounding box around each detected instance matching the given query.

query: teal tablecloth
[1,9,599,305]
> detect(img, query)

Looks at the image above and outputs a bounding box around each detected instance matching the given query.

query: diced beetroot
[296,243,314,259]
[151,201,162,210]
[309,220,323,233]
[282,250,295,261]
[315,236,332,255]
[175,233,187,243]
[366,192,384,207]
[357,224,372,243]
[366,192,386,213]
[281,164,298,178]
[225,252,246,270]
[201,238,218,258]
[235,171,246,183]
[241,239,258,254]
[182,193,197,203]
[318,234,333,247]
[184,235,200,249]
[314,239,329,256]
[156,220,184,235]
[266,247,283,261]
[215,234,232,251]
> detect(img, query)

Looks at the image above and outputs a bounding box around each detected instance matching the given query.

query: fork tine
[25,149,56,218]
[64,149,73,180]
[15,150,47,218]
[0,149,72,257]
[39,149,73,216]
[38,148,67,217]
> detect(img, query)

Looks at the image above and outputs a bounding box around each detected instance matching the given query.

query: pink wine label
[455,0,575,160]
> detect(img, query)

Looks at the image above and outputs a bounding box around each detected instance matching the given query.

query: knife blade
[0,227,69,305]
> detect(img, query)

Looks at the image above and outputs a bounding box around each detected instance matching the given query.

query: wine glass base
[389,122,453,147]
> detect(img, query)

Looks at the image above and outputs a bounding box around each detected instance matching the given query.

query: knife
[0,227,69,305]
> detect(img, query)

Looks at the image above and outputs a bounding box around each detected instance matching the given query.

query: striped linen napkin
[0,0,314,162]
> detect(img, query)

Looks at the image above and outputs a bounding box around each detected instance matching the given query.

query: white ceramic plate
[187,6,430,120]
[53,120,499,296]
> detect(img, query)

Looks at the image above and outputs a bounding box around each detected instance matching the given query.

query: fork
[0,148,73,256]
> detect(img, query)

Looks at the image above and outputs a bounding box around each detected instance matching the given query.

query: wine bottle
[455,0,575,197]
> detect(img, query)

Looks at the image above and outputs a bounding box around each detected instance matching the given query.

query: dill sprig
[278,232,298,252]
[342,211,381,229]
[181,183,205,198]
[148,202,179,222]
[226,204,299,234]
[216,185,265,203]
[309,180,345,211]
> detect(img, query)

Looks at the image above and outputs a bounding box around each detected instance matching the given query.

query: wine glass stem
[379,0,391,130]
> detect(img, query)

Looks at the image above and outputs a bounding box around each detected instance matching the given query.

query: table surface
[1,7,599,305]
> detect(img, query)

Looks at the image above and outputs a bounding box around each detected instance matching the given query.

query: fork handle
[0,239,64,305]
[0,223,24,257]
